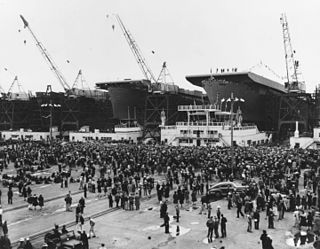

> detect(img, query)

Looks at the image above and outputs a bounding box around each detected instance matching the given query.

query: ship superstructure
[160,104,269,147]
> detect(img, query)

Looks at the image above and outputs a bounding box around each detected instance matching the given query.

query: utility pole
[49,99,53,144]
[230,92,235,175]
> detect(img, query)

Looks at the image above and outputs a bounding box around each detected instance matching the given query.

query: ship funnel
[20,15,29,28]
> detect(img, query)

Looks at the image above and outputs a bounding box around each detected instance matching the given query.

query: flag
[226,98,231,102]
[235,97,239,101]
[240,98,245,102]
[221,98,225,102]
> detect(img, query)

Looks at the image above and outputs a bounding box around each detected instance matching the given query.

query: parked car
[207,181,249,199]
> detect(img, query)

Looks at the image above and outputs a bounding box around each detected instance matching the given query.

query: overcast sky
[0,0,319,94]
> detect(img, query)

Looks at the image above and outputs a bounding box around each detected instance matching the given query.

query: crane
[114,14,157,83]
[156,62,174,85]
[71,69,92,97]
[19,15,71,92]
[280,13,305,93]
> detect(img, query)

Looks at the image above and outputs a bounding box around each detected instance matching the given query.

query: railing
[179,133,219,139]
[176,121,225,126]
[178,104,218,111]
[160,125,177,130]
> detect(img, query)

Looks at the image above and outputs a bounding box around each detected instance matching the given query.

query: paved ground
[1,160,315,249]
[73,196,312,249]
[1,163,82,211]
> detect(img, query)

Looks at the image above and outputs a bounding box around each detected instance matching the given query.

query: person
[164,212,170,234]
[38,194,44,210]
[227,192,232,209]
[89,217,96,238]
[80,231,89,249]
[160,201,167,219]
[7,187,13,205]
[79,213,85,231]
[76,204,81,224]
[135,193,140,210]
[32,194,38,210]
[253,209,260,230]
[79,197,85,214]
[207,203,212,219]
[83,183,87,199]
[65,193,72,212]
[220,214,227,238]
[216,206,221,220]
[2,220,8,235]
[17,238,25,249]
[260,230,274,249]
[206,216,214,243]
[0,189,2,205]
[129,194,134,211]
[0,205,3,225]
[61,225,68,234]
[108,193,113,208]
[268,211,274,229]
[115,193,120,208]
[24,238,33,249]
[213,216,219,238]
[176,204,180,223]
[53,224,61,238]
[247,213,252,232]
[0,235,11,249]
[236,198,244,218]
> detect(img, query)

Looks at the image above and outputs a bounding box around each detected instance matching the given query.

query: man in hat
[220,214,227,238]
[206,216,214,243]
[213,216,220,238]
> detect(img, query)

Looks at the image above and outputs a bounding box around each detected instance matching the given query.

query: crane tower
[20,15,71,93]
[115,15,157,83]
[280,13,305,93]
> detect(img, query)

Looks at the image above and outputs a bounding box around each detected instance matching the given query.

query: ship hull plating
[186,72,286,131]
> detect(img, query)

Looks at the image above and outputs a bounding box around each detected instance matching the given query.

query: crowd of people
[0,140,320,249]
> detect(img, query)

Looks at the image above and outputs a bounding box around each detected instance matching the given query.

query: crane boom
[115,15,157,83]
[280,13,305,93]
[20,15,71,92]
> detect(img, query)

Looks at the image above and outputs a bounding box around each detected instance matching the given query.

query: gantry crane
[115,14,158,83]
[20,15,72,93]
[280,13,305,93]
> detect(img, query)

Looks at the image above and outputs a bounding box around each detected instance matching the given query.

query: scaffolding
[277,92,314,139]
[143,92,206,139]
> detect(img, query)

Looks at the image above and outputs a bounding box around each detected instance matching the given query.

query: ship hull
[186,72,286,131]
[108,86,147,125]
[0,93,114,132]
[97,80,208,126]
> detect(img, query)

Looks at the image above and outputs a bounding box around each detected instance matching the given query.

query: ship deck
[185,71,286,93]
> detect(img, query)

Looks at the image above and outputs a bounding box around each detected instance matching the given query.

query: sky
[0,0,319,94]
